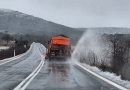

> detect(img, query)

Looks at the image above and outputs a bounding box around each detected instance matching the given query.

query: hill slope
[0,9,83,44]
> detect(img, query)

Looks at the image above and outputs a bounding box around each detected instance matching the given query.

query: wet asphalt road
[0,43,43,90]
[26,60,119,90]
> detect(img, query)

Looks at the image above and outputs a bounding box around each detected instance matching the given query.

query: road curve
[0,43,46,90]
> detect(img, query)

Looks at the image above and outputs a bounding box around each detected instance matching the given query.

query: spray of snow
[72,30,113,67]
[72,29,130,89]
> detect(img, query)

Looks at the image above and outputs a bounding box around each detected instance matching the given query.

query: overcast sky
[0,0,130,28]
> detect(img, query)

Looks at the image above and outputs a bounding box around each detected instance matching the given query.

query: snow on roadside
[81,63,130,89]
[0,46,9,51]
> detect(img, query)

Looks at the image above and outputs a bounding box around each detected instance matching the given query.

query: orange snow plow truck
[45,35,71,59]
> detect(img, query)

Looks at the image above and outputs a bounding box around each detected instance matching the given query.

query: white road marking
[13,55,45,90]
[75,62,128,90]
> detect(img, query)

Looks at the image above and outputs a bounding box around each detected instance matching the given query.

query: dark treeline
[0,33,30,60]
[0,46,29,60]
[99,34,130,80]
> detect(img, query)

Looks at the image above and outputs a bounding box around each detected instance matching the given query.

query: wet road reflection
[26,59,119,90]
[48,61,70,80]
[45,60,77,88]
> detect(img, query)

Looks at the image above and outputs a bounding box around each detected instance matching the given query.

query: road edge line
[13,55,45,90]
[21,60,44,90]
[75,62,128,90]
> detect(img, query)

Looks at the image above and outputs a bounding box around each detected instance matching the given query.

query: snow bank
[81,63,130,89]
[0,46,9,51]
